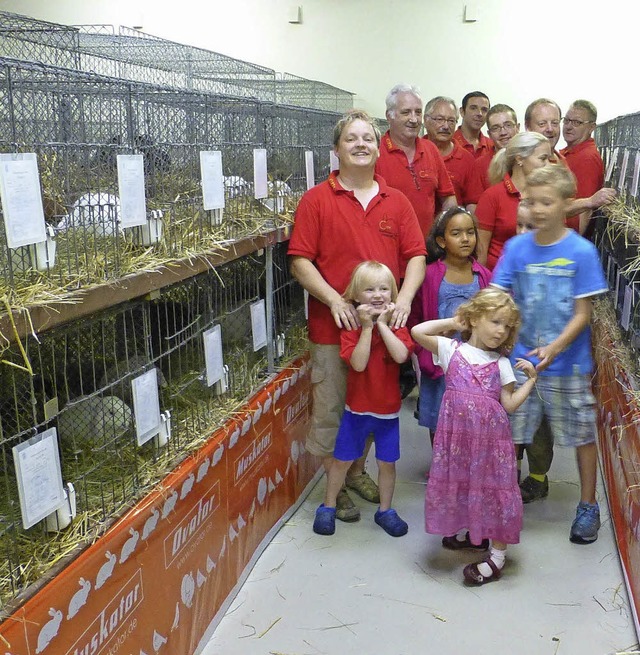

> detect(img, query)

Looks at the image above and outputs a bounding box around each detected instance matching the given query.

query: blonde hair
[488,131,549,186]
[333,110,381,148]
[457,288,521,354]
[343,261,398,303]
[526,164,577,199]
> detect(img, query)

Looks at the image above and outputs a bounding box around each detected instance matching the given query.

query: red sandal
[463,557,502,585]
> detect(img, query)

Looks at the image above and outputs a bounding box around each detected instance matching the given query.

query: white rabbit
[57,193,121,236]
[161,490,178,519]
[58,396,132,449]
[67,578,91,619]
[223,175,251,199]
[196,457,210,483]
[119,528,140,564]
[180,572,195,608]
[95,551,117,589]
[212,444,224,466]
[35,608,63,654]
[142,508,160,540]
[180,473,195,500]
[98,357,167,406]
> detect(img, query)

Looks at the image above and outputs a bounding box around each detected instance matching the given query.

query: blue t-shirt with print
[492,230,607,376]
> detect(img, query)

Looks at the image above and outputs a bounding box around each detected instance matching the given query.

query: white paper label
[0,153,47,248]
[631,152,640,198]
[618,149,630,192]
[13,428,65,529]
[330,150,340,173]
[253,149,268,199]
[605,147,618,183]
[204,325,225,387]
[132,369,162,445]
[117,154,147,227]
[250,299,268,351]
[622,284,633,330]
[305,150,315,190]
[200,150,225,210]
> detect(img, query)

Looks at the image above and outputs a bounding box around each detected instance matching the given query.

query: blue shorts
[333,410,400,463]
[510,372,596,448]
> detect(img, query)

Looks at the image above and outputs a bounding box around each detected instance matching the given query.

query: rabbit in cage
[55,192,122,236]
[57,395,132,451]
[134,134,171,176]
[98,355,168,407]
[90,135,122,172]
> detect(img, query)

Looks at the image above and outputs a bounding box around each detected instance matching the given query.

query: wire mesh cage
[0,11,80,69]
[0,56,338,302]
[275,72,354,113]
[593,112,640,348]
[0,239,307,610]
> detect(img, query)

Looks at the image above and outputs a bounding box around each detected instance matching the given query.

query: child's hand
[450,313,467,334]
[526,344,560,372]
[356,304,376,327]
[515,358,537,380]
[376,302,395,325]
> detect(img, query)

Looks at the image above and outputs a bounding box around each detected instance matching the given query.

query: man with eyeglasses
[376,84,456,237]
[525,97,615,234]
[453,91,493,159]
[423,96,475,208]
[560,100,605,238]
[467,104,520,211]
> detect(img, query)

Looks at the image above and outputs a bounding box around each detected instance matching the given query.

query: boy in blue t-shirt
[492,165,608,544]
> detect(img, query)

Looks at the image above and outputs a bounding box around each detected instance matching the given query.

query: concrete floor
[199,390,639,655]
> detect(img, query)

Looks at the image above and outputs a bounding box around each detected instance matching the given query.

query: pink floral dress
[425,344,522,544]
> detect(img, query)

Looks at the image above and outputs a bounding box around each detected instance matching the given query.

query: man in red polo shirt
[561,100,605,238]
[375,84,456,237]
[453,91,493,159]
[423,95,475,208]
[467,104,519,211]
[526,98,615,232]
[289,110,426,522]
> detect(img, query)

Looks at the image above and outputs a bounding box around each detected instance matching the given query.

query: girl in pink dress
[411,288,537,585]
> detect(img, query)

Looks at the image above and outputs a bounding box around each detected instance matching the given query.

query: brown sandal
[463,557,502,585]
[442,532,490,551]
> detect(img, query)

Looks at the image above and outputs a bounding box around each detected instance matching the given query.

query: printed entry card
[204,325,225,387]
[13,428,65,529]
[251,299,268,351]
[132,369,162,446]
[117,154,147,227]
[0,153,47,248]
[200,150,225,210]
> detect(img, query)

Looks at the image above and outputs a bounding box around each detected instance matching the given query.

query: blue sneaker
[313,504,336,535]
[374,508,408,537]
[570,501,600,544]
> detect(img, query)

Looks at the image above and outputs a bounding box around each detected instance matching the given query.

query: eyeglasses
[562,117,593,127]
[488,121,516,134]
[428,116,457,127]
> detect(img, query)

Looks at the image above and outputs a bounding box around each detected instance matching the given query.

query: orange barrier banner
[593,330,640,635]
[0,356,317,655]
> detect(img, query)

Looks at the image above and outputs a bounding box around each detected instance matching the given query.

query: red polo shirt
[288,172,426,345]
[560,139,604,235]
[375,131,455,236]
[453,128,494,160]
[436,140,475,206]
[466,151,493,204]
[341,325,414,415]
[475,173,520,270]
[560,139,603,197]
